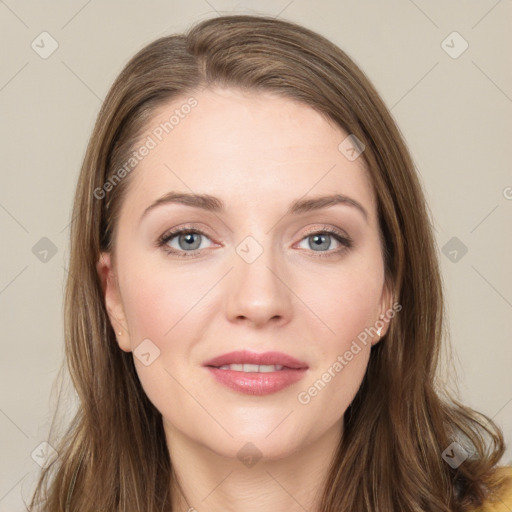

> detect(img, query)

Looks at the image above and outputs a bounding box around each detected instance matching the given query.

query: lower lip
[204,367,308,396]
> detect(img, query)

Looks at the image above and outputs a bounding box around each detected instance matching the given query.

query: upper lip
[203,350,308,369]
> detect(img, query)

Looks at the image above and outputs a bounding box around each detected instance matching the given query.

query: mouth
[203,349,309,370]
[203,350,309,396]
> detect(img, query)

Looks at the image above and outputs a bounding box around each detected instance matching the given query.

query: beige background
[1,1,511,509]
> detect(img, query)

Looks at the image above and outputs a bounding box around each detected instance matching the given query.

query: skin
[97,87,393,512]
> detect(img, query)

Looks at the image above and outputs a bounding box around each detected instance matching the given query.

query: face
[97,87,393,461]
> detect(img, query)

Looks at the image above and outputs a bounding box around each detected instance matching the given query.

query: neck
[166,419,342,512]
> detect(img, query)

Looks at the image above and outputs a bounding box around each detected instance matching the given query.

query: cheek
[120,261,206,346]
[118,265,209,416]
[304,264,383,349]
[296,260,382,408]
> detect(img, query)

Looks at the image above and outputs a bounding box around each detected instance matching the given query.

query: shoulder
[475,466,512,512]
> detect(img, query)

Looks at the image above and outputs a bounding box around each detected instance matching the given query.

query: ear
[373,274,395,345]
[96,252,131,352]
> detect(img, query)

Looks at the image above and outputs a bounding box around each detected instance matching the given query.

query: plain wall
[1,1,511,509]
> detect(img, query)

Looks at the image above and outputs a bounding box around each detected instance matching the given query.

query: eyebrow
[140,191,368,223]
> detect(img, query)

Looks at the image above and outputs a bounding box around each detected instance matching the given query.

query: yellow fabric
[476,466,512,512]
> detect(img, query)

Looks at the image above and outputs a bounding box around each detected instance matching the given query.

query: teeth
[216,364,284,372]
[258,364,284,372]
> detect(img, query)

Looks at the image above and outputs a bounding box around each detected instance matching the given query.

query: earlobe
[96,252,131,352]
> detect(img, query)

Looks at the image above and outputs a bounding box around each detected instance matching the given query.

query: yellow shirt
[476,466,512,512]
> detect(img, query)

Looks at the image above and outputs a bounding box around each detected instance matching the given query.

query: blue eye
[157,229,213,257]
[157,227,353,258]
[297,231,352,253]
[303,233,339,251]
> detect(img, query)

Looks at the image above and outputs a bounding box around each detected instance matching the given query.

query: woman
[29,14,511,512]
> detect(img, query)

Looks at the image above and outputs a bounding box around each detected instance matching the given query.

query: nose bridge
[225,232,292,326]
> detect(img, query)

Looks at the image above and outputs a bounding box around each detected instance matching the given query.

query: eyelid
[156,225,219,251]
[298,224,349,240]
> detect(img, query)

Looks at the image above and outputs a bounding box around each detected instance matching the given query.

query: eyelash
[156,225,353,259]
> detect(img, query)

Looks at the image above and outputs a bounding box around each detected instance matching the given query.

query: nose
[224,240,293,328]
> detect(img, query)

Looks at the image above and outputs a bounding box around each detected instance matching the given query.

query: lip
[202,350,309,369]
[205,367,308,396]
[202,350,309,396]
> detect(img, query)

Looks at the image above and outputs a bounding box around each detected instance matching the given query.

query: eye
[296,228,353,257]
[157,228,214,257]
[156,225,353,258]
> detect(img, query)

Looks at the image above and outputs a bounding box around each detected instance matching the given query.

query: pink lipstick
[203,350,308,396]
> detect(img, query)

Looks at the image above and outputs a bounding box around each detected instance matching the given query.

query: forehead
[121,87,377,222]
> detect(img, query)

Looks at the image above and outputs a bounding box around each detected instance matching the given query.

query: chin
[224,412,318,454]
[203,433,304,464]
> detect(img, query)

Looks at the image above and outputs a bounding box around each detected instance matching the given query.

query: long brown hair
[29,14,508,511]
